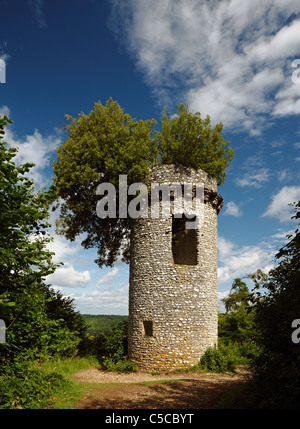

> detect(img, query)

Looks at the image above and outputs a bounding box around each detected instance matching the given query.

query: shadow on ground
[76,377,246,409]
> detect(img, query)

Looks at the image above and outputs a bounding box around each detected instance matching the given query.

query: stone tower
[128,164,223,371]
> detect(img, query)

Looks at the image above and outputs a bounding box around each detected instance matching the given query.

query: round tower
[128,164,223,371]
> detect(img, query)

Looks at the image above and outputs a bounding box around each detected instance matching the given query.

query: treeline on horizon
[82,314,128,334]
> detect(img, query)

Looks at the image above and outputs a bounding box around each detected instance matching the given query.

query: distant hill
[82,314,128,334]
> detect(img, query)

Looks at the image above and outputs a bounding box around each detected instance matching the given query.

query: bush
[198,346,236,373]
[243,204,300,408]
[94,321,138,373]
[0,359,68,409]
[101,357,138,373]
[0,115,90,409]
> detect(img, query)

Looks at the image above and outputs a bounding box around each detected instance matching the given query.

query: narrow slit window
[143,320,153,337]
[172,215,197,265]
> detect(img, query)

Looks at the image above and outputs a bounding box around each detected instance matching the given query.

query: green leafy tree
[200,277,258,373]
[53,98,157,267]
[0,116,90,408]
[53,98,234,268]
[0,116,55,309]
[0,115,56,359]
[0,115,85,362]
[221,277,251,314]
[218,278,259,364]
[157,103,234,186]
[246,201,300,408]
[93,321,138,373]
[42,285,88,355]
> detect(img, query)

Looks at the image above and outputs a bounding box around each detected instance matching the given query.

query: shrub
[198,346,236,373]
[94,321,138,373]
[101,357,138,373]
[0,359,68,409]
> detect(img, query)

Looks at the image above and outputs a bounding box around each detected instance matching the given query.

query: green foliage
[0,356,99,409]
[0,115,62,361]
[53,98,156,267]
[98,321,128,361]
[0,115,89,408]
[157,103,234,186]
[218,278,260,366]
[53,98,234,268]
[221,278,251,314]
[41,355,99,376]
[198,346,236,373]
[101,357,138,373]
[244,202,300,408]
[93,321,138,373]
[0,359,68,409]
[0,115,57,306]
[82,314,128,334]
[42,286,88,356]
[219,309,257,345]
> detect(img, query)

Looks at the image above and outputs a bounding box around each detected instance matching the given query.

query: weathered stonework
[128,164,223,371]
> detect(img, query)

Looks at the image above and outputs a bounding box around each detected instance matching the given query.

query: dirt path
[73,367,250,409]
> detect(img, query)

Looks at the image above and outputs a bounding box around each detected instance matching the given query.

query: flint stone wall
[128,164,223,371]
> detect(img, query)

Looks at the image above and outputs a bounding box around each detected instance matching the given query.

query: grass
[28,352,249,408]
[43,358,202,408]
[41,355,99,376]
[38,355,100,409]
[35,356,180,408]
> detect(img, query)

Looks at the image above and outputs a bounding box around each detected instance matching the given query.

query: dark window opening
[143,320,153,337]
[172,215,197,265]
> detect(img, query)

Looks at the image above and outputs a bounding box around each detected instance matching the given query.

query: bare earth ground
[73,366,250,409]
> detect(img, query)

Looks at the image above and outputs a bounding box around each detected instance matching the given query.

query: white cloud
[236,168,270,188]
[218,290,230,313]
[97,267,119,284]
[218,236,274,286]
[245,19,300,62]
[0,105,10,117]
[67,283,129,314]
[218,236,236,262]
[16,130,58,168]
[262,186,300,222]
[46,234,80,265]
[46,263,91,288]
[0,105,62,187]
[271,228,294,242]
[272,74,300,117]
[278,169,292,182]
[110,0,300,133]
[223,201,242,217]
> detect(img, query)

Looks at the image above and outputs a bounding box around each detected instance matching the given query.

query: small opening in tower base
[143,320,153,337]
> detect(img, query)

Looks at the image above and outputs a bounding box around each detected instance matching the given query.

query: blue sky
[1,0,300,314]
